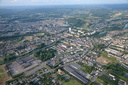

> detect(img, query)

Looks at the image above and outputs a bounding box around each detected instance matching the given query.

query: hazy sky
[0,0,128,6]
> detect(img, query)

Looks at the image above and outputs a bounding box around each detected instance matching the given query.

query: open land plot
[0,66,4,73]
[0,65,10,84]
[96,57,110,65]
[0,41,3,44]
[100,52,119,64]
[36,33,44,37]
[113,13,122,17]
[0,74,6,81]
[64,79,82,85]
[25,36,33,41]
[0,58,4,65]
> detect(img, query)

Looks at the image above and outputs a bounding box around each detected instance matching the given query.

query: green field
[0,66,6,82]
[77,62,96,74]
[101,52,119,64]
[98,63,128,85]
[81,65,96,74]
[98,75,118,85]
[0,68,4,73]
[82,24,89,28]
[64,79,82,85]
[0,58,4,65]
[0,74,6,80]
[0,66,4,73]
[36,33,44,37]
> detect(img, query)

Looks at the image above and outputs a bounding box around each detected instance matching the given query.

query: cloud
[31,0,39,2]
[11,0,18,2]
[0,0,128,6]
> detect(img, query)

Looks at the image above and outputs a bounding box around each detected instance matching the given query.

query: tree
[34,49,57,61]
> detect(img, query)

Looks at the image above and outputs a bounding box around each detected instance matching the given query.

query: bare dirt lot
[96,57,110,65]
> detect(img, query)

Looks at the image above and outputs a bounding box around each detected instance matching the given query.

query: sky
[0,0,128,6]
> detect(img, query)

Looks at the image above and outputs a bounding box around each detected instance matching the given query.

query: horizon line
[0,3,128,7]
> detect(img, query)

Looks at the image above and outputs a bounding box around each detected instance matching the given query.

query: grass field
[0,65,7,83]
[0,74,6,80]
[96,57,110,65]
[64,79,82,85]
[113,13,122,17]
[0,66,4,73]
[82,24,89,28]
[96,78,104,83]
[0,58,4,65]
[17,40,23,44]
[0,67,4,73]
[101,52,119,64]
[25,36,33,41]
[36,33,44,37]
[98,75,118,85]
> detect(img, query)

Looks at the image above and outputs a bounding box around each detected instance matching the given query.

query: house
[58,69,65,75]
[118,80,127,85]
[52,79,59,83]
[109,74,116,80]
[123,73,128,78]
[47,60,59,67]
[105,48,122,57]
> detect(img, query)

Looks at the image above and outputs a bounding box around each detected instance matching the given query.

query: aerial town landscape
[0,1,128,85]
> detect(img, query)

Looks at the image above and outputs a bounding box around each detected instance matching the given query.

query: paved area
[24,62,46,75]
